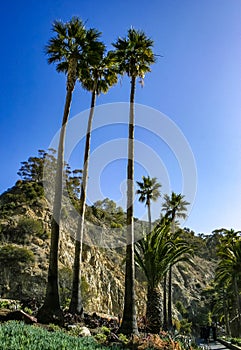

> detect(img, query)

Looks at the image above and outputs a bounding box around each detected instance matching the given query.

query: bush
[1,218,48,243]
[0,245,34,266]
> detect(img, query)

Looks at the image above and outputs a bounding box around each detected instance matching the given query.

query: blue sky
[0,0,241,234]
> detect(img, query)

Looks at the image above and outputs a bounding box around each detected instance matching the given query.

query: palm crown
[135,219,192,289]
[45,17,104,88]
[162,192,190,222]
[112,28,155,80]
[80,52,118,95]
[136,176,161,206]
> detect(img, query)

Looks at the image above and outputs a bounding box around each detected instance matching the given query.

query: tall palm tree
[112,27,155,336]
[162,192,190,330]
[37,17,103,324]
[136,176,161,233]
[135,218,191,333]
[69,52,118,314]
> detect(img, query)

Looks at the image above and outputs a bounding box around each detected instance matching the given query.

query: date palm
[69,51,118,314]
[162,192,190,330]
[37,17,103,324]
[135,218,191,333]
[136,176,161,233]
[112,27,155,336]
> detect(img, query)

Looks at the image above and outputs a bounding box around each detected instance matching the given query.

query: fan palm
[136,176,161,233]
[112,27,155,336]
[162,192,190,330]
[69,51,118,314]
[37,17,103,324]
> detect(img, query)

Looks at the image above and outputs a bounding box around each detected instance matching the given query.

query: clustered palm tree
[39,16,195,336]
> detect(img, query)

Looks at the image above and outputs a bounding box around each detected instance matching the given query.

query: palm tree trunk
[119,76,138,336]
[234,276,241,337]
[163,274,167,331]
[146,286,162,333]
[167,265,173,330]
[69,90,97,315]
[37,87,74,325]
[147,201,152,233]
[223,289,231,336]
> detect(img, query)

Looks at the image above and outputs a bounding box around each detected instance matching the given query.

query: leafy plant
[95,333,107,344]
[0,321,120,349]
[0,245,34,265]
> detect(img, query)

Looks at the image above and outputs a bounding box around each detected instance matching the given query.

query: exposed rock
[78,326,91,337]
[0,188,216,324]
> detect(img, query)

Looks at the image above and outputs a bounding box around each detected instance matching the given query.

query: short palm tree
[37,17,103,324]
[69,51,118,314]
[135,218,191,333]
[136,176,161,233]
[112,27,155,336]
[162,192,190,330]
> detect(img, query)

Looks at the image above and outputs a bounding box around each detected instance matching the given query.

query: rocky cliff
[0,182,216,326]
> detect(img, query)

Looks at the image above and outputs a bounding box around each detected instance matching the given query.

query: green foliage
[17,218,45,238]
[230,338,241,346]
[0,245,34,266]
[0,321,116,350]
[0,300,21,310]
[136,176,161,207]
[17,150,48,183]
[118,333,129,345]
[0,181,44,217]
[179,318,192,335]
[101,326,111,335]
[95,333,107,344]
[91,198,125,227]
[23,307,33,315]
[0,300,10,309]
[1,218,47,244]
[176,301,188,318]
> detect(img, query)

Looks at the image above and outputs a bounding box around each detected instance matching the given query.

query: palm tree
[112,27,155,336]
[136,176,161,233]
[37,17,103,324]
[162,192,190,330]
[215,230,241,337]
[135,218,191,333]
[69,51,118,314]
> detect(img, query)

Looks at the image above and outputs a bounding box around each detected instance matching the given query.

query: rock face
[0,188,216,324]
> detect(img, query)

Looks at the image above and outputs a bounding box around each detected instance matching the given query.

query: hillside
[0,179,217,329]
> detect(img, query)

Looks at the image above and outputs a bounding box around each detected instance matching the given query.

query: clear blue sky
[0,0,241,234]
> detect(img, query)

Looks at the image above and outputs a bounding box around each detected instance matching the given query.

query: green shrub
[0,245,34,266]
[101,326,111,335]
[95,333,107,344]
[23,307,33,315]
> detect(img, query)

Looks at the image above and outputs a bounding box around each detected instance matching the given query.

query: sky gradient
[0,0,241,234]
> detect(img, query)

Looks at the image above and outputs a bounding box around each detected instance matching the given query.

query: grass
[0,321,122,350]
